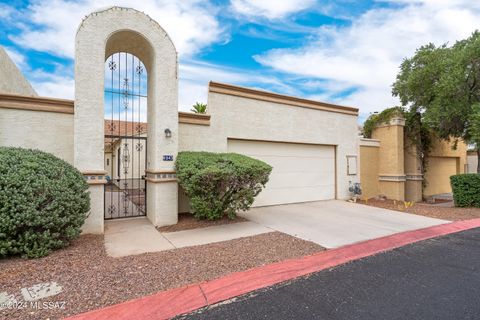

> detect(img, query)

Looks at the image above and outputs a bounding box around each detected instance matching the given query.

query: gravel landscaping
[0,232,324,320]
[158,212,248,232]
[360,199,480,221]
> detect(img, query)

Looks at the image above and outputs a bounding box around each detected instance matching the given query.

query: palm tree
[191,102,207,114]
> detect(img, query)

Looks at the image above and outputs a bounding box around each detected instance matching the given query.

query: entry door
[227,139,336,207]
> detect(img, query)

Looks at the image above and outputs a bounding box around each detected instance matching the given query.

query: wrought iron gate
[104,52,148,219]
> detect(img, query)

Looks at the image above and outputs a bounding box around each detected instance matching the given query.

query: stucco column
[404,140,423,202]
[372,118,406,201]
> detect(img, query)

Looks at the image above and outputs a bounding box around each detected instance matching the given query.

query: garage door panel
[230,140,333,157]
[227,139,335,206]
[255,186,335,207]
[254,156,335,172]
[267,172,334,189]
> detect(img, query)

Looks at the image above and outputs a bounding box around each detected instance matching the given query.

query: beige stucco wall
[429,137,467,164]
[423,137,467,197]
[0,108,73,163]
[372,120,406,201]
[0,46,37,96]
[359,139,380,199]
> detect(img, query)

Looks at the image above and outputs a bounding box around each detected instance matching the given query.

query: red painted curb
[66,218,480,320]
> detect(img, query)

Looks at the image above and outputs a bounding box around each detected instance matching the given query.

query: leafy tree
[191,102,207,114]
[392,31,480,172]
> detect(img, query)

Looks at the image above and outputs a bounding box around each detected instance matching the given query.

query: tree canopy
[392,31,480,172]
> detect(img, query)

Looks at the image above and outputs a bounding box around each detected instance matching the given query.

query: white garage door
[227,139,336,207]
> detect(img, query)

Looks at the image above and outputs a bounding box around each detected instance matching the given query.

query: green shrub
[176,151,272,220]
[0,147,90,258]
[450,174,480,207]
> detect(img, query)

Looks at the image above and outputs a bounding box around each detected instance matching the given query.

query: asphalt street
[179,228,480,320]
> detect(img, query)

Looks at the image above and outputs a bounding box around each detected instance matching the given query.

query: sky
[1,0,480,122]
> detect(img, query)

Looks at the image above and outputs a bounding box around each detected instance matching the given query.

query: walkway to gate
[104,218,272,257]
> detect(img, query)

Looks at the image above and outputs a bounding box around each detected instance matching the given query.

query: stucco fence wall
[0,94,74,163]
[358,138,380,200]
[358,118,468,201]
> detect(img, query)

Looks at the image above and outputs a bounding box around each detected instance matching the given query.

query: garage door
[424,156,458,196]
[227,139,335,207]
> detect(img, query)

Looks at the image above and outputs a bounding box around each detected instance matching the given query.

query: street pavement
[179,228,480,320]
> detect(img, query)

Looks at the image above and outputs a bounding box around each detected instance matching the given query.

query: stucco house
[0,7,361,234]
[0,6,471,234]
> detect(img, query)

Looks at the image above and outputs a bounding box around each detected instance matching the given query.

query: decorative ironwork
[122,78,129,109]
[104,52,147,220]
[122,143,130,174]
[108,60,116,71]
[107,122,116,132]
[107,205,116,216]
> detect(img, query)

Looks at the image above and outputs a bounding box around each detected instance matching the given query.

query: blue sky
[1,0,480,122]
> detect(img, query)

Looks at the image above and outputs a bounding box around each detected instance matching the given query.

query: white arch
[75,6,179,233]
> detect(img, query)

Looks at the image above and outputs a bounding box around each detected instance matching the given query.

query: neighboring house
[467,150,479,173]
[359,117,468,201]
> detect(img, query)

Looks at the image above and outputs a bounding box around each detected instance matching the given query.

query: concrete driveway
[240,200,448,248]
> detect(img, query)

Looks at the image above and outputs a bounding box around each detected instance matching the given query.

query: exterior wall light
[164,128,172,138]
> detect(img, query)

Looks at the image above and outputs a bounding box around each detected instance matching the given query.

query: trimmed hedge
[450,174,480,208]
[0,147,90,258]
[176,151,272,220]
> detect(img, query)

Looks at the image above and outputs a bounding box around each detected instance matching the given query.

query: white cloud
[0,3,14,19]
[255,0,480,114]
[178,59,300,111]
[10,0,224,58]
[28,68,75,99]
[230,0,316,19]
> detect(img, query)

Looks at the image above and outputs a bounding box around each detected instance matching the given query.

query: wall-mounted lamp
[164,128,172,138]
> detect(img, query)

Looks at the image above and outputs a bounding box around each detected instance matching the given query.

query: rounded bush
[0,147,90,258]
[176,151,272,220]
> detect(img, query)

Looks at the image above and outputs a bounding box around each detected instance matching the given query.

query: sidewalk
[104,218,272,257]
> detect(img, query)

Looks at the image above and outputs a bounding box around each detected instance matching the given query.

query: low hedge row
[0,147,90,258]
[176,151,272,220]
[450,174,480,208]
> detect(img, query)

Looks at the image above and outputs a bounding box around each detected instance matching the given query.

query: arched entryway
[74,7,179,233]
[104,52,148,219]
